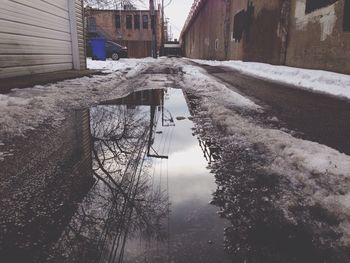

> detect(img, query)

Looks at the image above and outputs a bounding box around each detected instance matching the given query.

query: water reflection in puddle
[51,89,230,263]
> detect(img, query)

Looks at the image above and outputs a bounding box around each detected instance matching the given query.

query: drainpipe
[279,0,291,65]
[161,0,165,56]
[150,0,158,58]
[223,0,232,59]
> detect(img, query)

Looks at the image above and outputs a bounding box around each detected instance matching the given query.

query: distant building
[164,41,182,57]
[181,0,350,74]
[85,7,162,58]
[0,0,86,79]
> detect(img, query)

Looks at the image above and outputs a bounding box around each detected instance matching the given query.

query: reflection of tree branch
[49,105,168,263]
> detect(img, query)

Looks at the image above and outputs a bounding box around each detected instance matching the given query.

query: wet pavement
[0,88,231,263]
[2,60,350,263]
[195,63,350,156]
[185,91,350,263]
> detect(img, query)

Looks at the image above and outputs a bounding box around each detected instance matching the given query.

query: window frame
[134,14,140,29]
[115,14,121,29]
[142,15,149,29]
[126,15,132,29]
[87,16,96,32]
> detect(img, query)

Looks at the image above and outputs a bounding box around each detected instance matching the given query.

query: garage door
[0,0,74,78]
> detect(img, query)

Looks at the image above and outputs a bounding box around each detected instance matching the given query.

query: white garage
[0,0,86,79]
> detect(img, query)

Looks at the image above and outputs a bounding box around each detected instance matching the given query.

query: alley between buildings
[1,58,350,263]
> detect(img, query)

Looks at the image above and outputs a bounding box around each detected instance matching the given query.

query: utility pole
[161,0,165,56]
[149,0,157,58]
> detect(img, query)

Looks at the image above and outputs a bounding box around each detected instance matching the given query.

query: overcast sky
[163,0,193,40]
[137,0,193,39]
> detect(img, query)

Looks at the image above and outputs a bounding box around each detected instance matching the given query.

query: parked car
[87,40,128,60]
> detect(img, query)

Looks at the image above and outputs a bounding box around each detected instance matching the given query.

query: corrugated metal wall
[0,0,85,79]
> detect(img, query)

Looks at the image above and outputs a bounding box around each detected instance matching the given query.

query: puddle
[43,88,231,263]
[2,87,348,262]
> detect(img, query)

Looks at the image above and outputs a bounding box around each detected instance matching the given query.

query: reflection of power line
[162,108,175,127]
[148,105,169,159]
[197,138,221,164]
[147,90,175,160]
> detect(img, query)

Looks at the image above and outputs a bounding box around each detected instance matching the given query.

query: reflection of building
[181,0,350,74]
[102,89,163,107]
[50,90,170,263]
[101,89,171,159]
[86,7,162,58]
[0,109,93,263]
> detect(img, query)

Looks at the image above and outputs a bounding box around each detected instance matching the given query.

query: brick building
[86,7,162,58]
[181,0,350,74]
[286,0,350,74]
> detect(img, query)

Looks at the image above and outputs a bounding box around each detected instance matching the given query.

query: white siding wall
[76,0,86,70]
[0,0,85,78]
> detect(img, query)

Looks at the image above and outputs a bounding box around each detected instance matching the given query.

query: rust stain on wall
[181,0,350,74]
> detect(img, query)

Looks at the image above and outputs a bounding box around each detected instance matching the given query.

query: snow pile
[87,57,155,76]
[0,141,13,162]
[182,65,261,111]
[182,64,350,244]
[192,59,350,100]
[0,58,155,141]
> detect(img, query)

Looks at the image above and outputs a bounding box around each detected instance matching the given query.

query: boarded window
[305,0,338,14]
[143,15,149,29]
[134,15,140,29]
[87,17,96,32]
[126,15,132,29]
[232,10,246,42]
[344,0,350,31]
[115,15,121,29]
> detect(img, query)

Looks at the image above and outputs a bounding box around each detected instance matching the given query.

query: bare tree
[84,0,147,9]
[47,104,168,263]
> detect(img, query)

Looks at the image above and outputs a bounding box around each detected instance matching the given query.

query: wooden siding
[0,0,86,78]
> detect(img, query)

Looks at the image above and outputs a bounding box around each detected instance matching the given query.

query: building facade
[286,0,350,74]
[181,0,350,74]
[86,8,162,58]
[0,0,86,79]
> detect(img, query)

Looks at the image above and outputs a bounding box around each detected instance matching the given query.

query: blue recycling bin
[90,38,106,61]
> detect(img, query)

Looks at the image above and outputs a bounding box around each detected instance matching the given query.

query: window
[305,0,338,14]
[87,17,96,32]
[115,15,121,29]
[142,15,149,29]
[134,15,140,29]
[344,0,350,32]
[126,15,132,29]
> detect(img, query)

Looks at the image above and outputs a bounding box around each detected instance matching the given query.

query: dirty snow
[182,65,261,111]
[181,63,350,245]
[191,59,350,100]
[0,58,155,152]
[87,57,155,78]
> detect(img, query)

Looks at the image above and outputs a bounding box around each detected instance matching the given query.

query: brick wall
[183,0,285,64]
[286,0,350,74]
[226,0,288,64]
[87,9,161,58]
[183,0,227,60]
[182,0,350,74]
